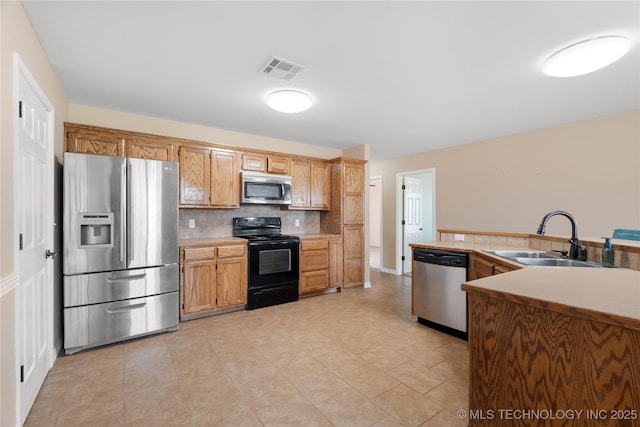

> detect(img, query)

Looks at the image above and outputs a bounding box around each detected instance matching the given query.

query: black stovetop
[232,217,299,243]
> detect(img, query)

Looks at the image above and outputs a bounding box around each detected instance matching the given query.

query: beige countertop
[462,267,640,330]
[411,240,533,253]
[179,236,247,247]
[296,233,341,239]
[410,240,640,330]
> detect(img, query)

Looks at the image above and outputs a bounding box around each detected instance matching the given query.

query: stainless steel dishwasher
[413,248,468,339]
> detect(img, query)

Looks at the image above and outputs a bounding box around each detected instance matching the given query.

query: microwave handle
[281,184,285,197]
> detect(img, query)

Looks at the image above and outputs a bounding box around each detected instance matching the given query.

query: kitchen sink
[483,250,559,258]
[511,258,601,268]
[484,250,602,268]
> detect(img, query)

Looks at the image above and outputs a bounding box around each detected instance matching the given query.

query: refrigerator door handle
[106,302,147,314]
[120,161,126,263]
[127,161,134,264]
[105,273,147,283]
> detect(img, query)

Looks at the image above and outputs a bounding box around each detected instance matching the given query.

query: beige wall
[68,104,343,160]
[1,1,68,425]
[371,110,640,271]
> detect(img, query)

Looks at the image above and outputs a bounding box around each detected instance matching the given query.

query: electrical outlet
[188,219,195,229]
[454,234,464,241]
[294,219,300,227]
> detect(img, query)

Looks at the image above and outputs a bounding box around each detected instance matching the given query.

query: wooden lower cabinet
[469,254,519,280]
[343,225,364,287]
[299,237,342,295]
[467,291,640,427]
[180,243,247,320]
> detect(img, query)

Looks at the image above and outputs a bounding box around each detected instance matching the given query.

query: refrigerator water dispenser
[79,213,114,247]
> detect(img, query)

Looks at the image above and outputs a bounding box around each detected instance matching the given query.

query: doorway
[396,169,435,276]
[369,176,382,269]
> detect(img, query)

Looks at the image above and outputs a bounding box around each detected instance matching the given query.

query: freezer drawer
[64,264,179,307]
[64,292,179,354]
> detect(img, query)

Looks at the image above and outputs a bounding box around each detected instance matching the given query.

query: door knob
[45,250,56,259]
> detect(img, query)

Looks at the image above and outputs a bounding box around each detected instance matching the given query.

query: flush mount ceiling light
[543,36,631,77]
[266,90,312,113]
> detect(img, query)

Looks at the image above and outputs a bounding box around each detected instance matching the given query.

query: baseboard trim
[0,273,18,298]
[364,282,372,288]
[380,268,399,275]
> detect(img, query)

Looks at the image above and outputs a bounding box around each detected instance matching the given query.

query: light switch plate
[294,219,300,227]
[188,219,195,229]
[454,234,464,241]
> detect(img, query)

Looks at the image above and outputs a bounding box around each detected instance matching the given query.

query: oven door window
[259,249,291,275]
[248,242,299,288]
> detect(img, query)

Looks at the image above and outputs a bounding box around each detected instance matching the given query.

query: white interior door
[16,56,54,424]
[403,176,423,274]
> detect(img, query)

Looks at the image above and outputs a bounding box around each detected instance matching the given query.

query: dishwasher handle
[414,248,468,268]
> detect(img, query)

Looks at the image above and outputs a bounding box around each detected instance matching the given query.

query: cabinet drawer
[301,239,328,250]
[184,246,216,261]
[301,249,328,271]
[301,270,329,292]
[217,244,246,258]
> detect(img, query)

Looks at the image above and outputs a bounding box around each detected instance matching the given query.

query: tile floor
[25,269,469,427]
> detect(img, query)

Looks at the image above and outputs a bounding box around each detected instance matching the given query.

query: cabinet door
[211,149,240,208]
[127,138,175,161]
[267,155,290,174]
[328,239,342,288]
[310,162,330,210]
[217,257,247,308]
[343,163,364,224]
[470,255,495,279]
[301,270,329,293]
[179,146,211,206]
[66,129,125,157]
[242,154,266,172]
[290,159,310,208]
[183,259,216,314]
[343,225,364,287]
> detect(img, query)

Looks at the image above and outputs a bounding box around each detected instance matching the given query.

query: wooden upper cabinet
[241,153,266,172]
[66,128,125,157]
[344,162,364,195]
[210,149,240,208]
[291,159,330,211]
[310,162,330,210]
[267,155,290,174]
[291,159,311,208]
[126,137,175,161]
[179,146,211,206]
[343,162,364,224]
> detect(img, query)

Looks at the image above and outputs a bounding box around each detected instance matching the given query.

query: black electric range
[233,217,300,309]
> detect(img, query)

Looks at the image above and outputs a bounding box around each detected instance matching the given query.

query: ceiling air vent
[260,56,305,81]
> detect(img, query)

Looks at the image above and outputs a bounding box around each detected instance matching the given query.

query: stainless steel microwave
[241,171,292,205]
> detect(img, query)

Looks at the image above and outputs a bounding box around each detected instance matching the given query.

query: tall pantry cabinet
[320,158,366,288]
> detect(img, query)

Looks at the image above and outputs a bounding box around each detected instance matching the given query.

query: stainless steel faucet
[536,210,587,261]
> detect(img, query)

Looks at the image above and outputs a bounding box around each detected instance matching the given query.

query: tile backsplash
[179,205,320,238]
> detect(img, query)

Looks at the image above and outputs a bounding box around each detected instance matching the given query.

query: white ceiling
[22,1,640,162]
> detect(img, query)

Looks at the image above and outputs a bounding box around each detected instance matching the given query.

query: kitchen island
[462,267,640,427]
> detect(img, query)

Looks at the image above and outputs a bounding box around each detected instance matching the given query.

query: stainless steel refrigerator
[63,152,179,354]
